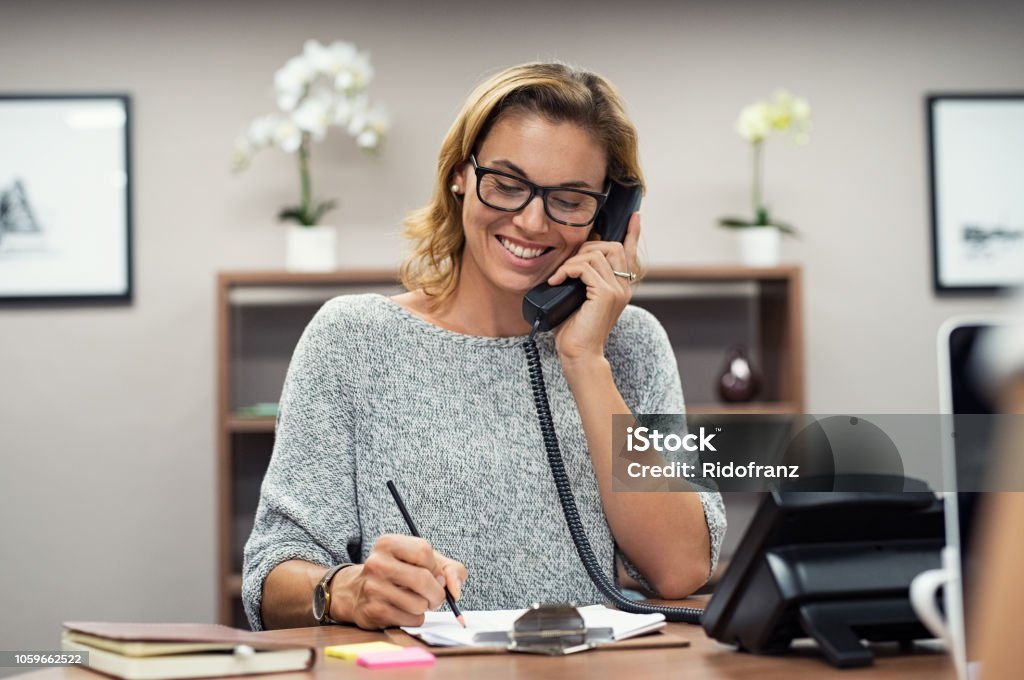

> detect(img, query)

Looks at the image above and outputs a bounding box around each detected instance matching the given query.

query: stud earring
[450,184,460,194]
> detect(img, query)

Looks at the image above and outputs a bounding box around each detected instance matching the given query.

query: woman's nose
[513,195,549,233]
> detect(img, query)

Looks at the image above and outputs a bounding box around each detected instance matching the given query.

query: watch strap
[316,562,355,625]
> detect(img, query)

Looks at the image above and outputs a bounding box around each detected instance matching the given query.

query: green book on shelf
[234,403,278,418]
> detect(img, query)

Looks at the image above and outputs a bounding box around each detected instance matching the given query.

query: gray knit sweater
[242,294,726,630]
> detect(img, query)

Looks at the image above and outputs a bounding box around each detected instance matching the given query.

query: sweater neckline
[374,294,553,347]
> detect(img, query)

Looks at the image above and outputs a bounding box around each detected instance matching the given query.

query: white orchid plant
[719,89,811,235]
[232,40,390,226]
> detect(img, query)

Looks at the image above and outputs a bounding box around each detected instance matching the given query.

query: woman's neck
[395,264,535,338]
[440,275,533,337]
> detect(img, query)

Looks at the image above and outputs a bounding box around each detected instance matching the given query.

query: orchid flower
[720,89,812,234]
[233,39,390,226]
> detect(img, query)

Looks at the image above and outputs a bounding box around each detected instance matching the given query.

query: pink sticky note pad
[355,647,436,669]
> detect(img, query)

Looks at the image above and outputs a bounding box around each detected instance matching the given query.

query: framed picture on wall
[0,94,132,302]
[927,94,1024,292]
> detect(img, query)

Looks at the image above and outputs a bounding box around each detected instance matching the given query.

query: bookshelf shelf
[226,417,276,434]
[686,401,799,415]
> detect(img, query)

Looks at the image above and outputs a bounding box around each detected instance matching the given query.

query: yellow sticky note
[325,641,403,661]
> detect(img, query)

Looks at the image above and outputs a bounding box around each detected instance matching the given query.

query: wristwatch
[312,563,355,625]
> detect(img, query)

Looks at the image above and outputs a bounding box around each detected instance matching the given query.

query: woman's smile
[494,234,556,266]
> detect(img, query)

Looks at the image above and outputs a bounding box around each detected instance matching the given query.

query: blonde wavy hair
[400,62,645,302]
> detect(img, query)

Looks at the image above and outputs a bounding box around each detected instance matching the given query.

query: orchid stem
[752,140,765,225]
[298,134,312,226]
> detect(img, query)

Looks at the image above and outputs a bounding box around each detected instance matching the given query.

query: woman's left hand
[546,212,641,362]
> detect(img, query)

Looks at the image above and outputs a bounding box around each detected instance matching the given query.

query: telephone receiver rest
[522,182,642,332]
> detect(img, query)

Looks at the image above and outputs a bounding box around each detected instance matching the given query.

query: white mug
[909,546,967,678]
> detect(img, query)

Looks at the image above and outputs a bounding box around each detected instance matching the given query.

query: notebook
[61,622,315,680]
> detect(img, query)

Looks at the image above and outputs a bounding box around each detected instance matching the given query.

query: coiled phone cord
[523,330,704,624]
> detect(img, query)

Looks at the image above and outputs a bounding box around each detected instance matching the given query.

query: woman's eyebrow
[491,158,595,189]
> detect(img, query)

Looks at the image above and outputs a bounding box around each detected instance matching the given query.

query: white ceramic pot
[285,225,337,272]
[737,226,781,267]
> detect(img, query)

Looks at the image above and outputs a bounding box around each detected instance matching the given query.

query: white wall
[1,0,1021,655]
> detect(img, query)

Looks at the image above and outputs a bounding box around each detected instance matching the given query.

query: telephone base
[797,599,928,668]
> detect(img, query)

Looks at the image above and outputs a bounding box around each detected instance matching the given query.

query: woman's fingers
[547,218,640,288]
[548,251,632,303]
[362,542,445,609]
[353,597,427,629]
[376,533,436,568]
[583,211,641,273]
[622,211,641,269]
[359,557,436,611]
[353,534,470,628]
[435,551,468,600]
[353,535,471,630]
[548,249,610,286]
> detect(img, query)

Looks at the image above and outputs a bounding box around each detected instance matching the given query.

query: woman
[243,62,726,631]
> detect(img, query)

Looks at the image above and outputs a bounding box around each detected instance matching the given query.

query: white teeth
[500,237,546,259]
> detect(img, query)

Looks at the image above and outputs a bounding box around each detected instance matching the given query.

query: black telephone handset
[520,179,703,625]
[521,181,642,333]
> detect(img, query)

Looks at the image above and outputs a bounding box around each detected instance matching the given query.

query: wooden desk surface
[21,620,952,680]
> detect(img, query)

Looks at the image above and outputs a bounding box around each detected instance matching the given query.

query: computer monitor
[936,317,1007,680]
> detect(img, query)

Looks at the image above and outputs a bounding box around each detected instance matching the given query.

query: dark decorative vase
[718,346,760,402]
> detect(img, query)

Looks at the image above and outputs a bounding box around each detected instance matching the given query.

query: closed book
[61,622,315,680]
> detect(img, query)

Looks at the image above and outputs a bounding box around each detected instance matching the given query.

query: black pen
[385,480,466,628]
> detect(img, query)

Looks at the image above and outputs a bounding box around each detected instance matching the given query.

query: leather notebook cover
[63,622,311,652]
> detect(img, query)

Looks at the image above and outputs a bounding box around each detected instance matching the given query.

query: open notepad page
[402,605,665,647]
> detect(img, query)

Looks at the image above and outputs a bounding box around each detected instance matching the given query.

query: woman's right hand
[331,534,467,629]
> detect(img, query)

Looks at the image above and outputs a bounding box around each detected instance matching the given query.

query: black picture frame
[927,93,1024,293]
[0,93,133,303]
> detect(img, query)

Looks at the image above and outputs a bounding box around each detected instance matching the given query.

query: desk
[20,621,951,680]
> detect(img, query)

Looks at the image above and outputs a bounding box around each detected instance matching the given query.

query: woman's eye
[553,197,582,211]
[495,181,526,195]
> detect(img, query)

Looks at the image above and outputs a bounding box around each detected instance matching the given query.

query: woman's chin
[497,272,550,297]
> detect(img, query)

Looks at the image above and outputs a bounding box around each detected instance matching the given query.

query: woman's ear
[449,162,469,195]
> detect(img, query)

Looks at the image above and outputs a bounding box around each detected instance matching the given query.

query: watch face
[312,585,326,621]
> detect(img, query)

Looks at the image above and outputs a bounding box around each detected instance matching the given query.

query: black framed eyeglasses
[469,154,609,227]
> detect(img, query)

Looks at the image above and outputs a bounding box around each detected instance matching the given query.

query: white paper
[402,605,665,647]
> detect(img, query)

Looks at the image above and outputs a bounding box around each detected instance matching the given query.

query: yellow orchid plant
[719,89,811,235]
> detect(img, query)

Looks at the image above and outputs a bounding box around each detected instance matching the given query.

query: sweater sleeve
[607,306,727,595]
[241,299,360,630]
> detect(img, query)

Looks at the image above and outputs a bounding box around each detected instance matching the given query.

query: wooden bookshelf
[215,266,804,625]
